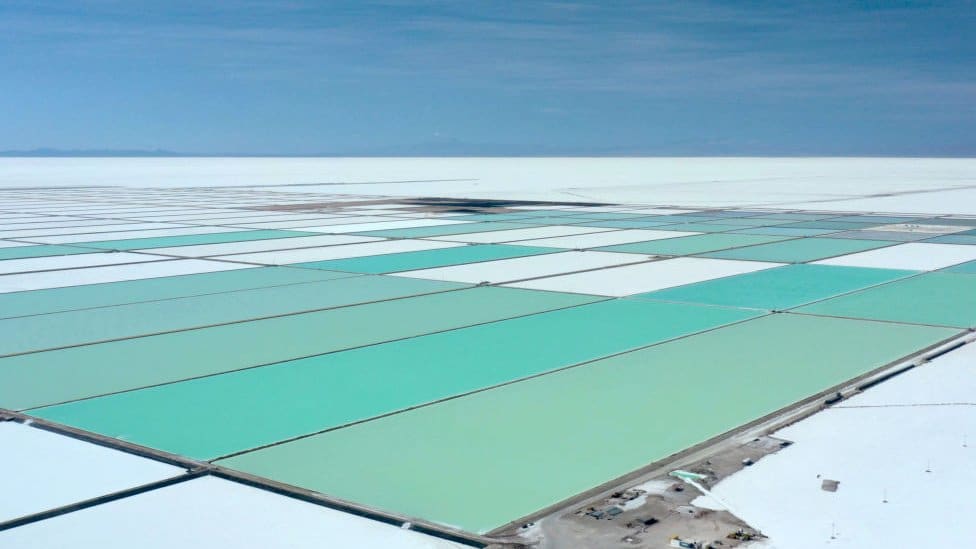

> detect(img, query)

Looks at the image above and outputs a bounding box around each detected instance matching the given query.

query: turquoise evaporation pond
[2,286,598,410]
[742,213,842,221]
[0,244,100,262]
[778,220,885,230]
[925,234,976,245]
[695,217,793,227]
[640,215,714,223]
[728,227,841,237]
[635,264,917,310]
[0,266,345,319]
[72,229,317,250]
[294,244,559,274]
[0,272,472,356]
[657,223,747,233]
[32,300,763,460]
[830,215,924,224]
[793,272,976,328]
[946,260,976,274]
[699,238,893,263]
[686,211,768,218]
[218,313,958,534]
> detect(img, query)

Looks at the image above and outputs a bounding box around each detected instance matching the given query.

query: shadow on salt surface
[0,475,467,549]
[6,158,976,214]
[693,341,976,548]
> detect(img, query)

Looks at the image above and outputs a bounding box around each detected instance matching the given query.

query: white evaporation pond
[0,422,184,523]
[239,215,393,228]
[615,207,703,215]
[146,234,380,258]
[814,243,976,271]
[222,239,462,265]
[429,225,610,244]
[511,229,700,249]
[161,214,338,225]
[0,476,466,548]
[26,226,240,245]
[331,208,417,216]
[0,251,167,276]
[0,214,55,221]
[348,203,420,210]
[297,218,470,234]
[556,205,636,213]
[123,209,250,219]
[393,250,645,284]
[0,223,215,241]
[224,219,381,229]
[0,259,254,293]
[505,257,782,296]
[0,220,133,231]
[506,204,578,210]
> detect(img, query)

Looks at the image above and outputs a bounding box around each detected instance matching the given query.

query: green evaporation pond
[916,219,976,227]
[2,287,597,410]
[688,211,760,218]
[33,300,760,460]
[656,223,745,233]
[924,235,976,245]
[0,244,100,262]
[636,264,916,310]
[70,229,316,249]
[794,272,976,328]
[0,273,467,356]
[779,220,882,230]
[0,266,344,319]
[831,215,922,224]
[695,217,791,227]
[218,314,957,534]
[748,213,841,221]
[634,215,705,223]
[700,238,892,263]
[729,227,840,237]
[353,221,526,239]
[827,230,929,242]
[597,233,790,256]
[945,260,976,274]
[295,244,558,274]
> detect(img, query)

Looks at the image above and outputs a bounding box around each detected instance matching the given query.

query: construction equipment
[670,535,702,548]
[726,529,756,541]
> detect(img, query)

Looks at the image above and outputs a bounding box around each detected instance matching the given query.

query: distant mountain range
[0,144,651,157]
[3,140,974,157]
[0,148,190,157]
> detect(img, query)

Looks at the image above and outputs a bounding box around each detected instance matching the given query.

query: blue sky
[1,1,974,155]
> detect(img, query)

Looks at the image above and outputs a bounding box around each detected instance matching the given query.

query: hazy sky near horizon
[2,1,974,155]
